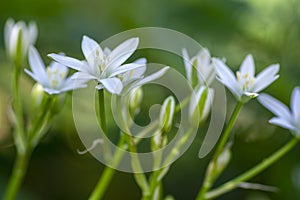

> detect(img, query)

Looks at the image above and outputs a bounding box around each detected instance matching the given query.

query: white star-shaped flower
[48,36,143,94]
[258,87,300,136]
[25,46,87,95]
[213,54,280,102]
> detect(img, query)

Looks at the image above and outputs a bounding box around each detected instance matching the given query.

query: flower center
[47,67,67,89]
[95,49,108,72]
[236,72,255,92]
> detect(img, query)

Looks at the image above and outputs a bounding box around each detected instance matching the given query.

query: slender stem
[98,89,107,133]
[213,101,243,160]
[196,101,243,200]
[206,137,299,199]
[12,64,26,153]
[4,145,32,200]
[89,134,126,200]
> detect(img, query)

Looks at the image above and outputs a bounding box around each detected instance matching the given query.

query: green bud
[215,145,232,178]
[129,87,143,116]
[189,86,214,126]
[159,96,175,133]
[31,83,45,108]
[151,131,168,151]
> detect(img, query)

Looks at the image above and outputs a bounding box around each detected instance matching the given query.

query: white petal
[28,46,47,81]
[122,65,146,85]
[182,48,192,82]
[107,37,139,68]
[253,64,280,92]
[240,54,255,77]
[81,35,103,70]
[99,77,123,94]
[291,87,300,118]
[4,18,14,52]
[24,69,47,86]
[126,67,169,92]
[213,58,241,98]
[28,21,38,45]
[108,63,144,77]
[71,72,98,80]
[43,88,61,95]
[258,93,292,120]
[269,117,295,131]
[60,78,87,92]
[133,58,147,64]
[48,53,84,71]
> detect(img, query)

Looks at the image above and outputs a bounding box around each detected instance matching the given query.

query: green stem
[196,101,243,200]
[213,101,243,160]
[4,145,32,200]
[206,137,299,199]
[98,89,107,133]
[12,64,26,153]
[89,134,126,200]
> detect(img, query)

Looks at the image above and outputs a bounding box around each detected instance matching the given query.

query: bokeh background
[0,0,300,199]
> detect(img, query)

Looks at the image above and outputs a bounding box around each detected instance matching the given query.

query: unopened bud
[152,131,168,150]
[159,96,175,133]
[31,83,45,107]
[4,18,37,63]
[189,86,214,126]
[129,87,143,116]
[215,145,231,177]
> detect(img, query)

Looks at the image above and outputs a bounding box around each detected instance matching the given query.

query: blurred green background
[1,0,300,199]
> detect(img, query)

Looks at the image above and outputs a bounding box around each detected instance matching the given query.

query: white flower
[48,36,143,94]
[25,46,87,95]
[182,48,216,87]
[258,87,300,136]
[213,54,280,102]
[4,18,37,62]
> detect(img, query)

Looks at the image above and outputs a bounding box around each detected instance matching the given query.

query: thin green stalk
[4,145,32,200]
[12,64,26,153]
[98,89,107,133]
[206,137,299,199]
[196,101,243,200]
[89,134,126,200]
[4,94,55,200]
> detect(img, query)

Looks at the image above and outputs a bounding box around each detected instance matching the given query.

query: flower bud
[159,96,175,133]
[31,83,45,108]
[189,86,214,126]
[4,18,37,63]
[215,145,232,178]
[151,131,168,150]
[129,87,143,116]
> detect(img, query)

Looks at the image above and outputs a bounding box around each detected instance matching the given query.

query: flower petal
[107,37,139,68]
[240,54,255,77]
[71,71,98,81]
[108,63,144,77]
[48,53,84,71]
[182,48,192,82]
[213,58,241,98]
[258,93,292,120]
[28,46,47,81]
[269,117,295,131]
[99,77,123,94]
[125,66,169,93]
[81,36,103,74]
[4,18,14,51]
[291,87,300,118]
[253,64,280,92]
